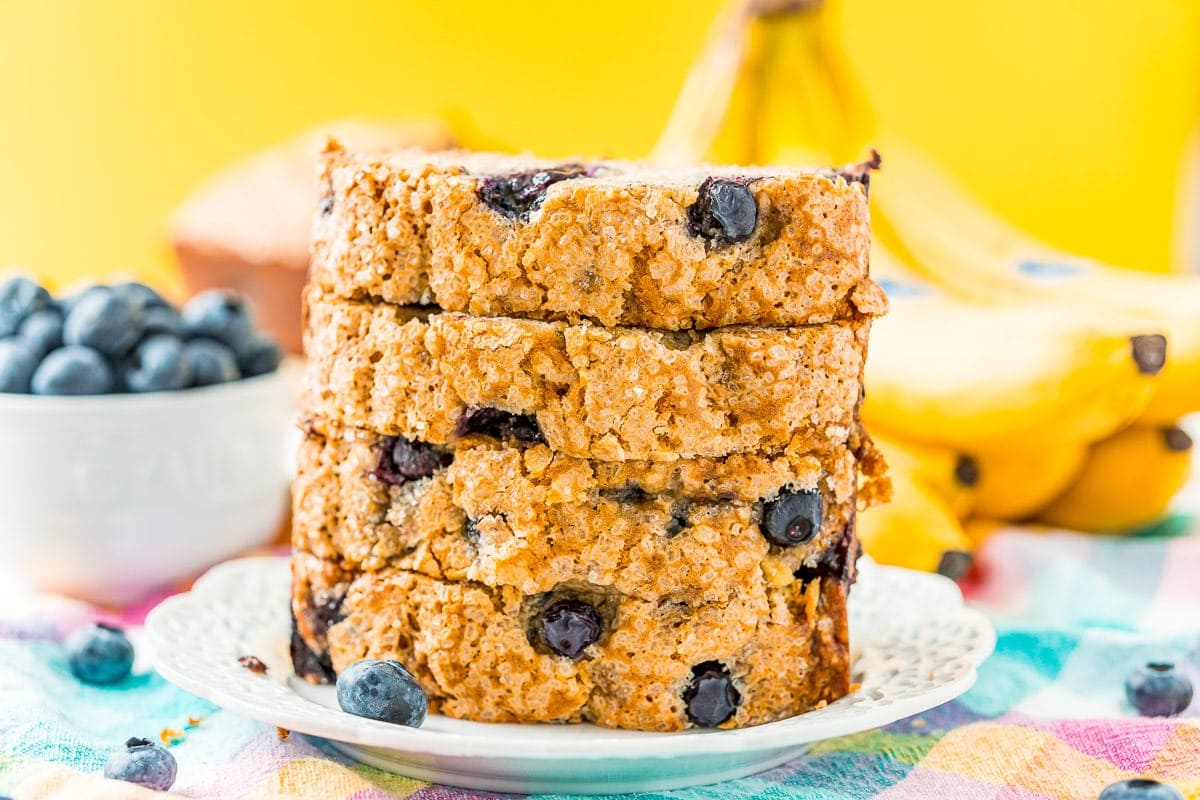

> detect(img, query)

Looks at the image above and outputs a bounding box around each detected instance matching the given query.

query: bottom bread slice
[291,547,855,731]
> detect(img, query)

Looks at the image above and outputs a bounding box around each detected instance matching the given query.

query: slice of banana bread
[294,419,868,602]
[290,546,855,731]
[303,292,870,462]
[309,141,886,330]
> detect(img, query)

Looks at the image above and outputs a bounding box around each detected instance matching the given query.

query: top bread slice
[311,141,886,331]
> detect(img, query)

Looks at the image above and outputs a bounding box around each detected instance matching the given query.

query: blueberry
[63,286,143,357]
[479,166,590,220]
[18,309,64,357]
[181,289,255,354]
[104,737,177,791]
[0,276,52,336]
[665,501,691,537]
[237,335,282,377]
[336,659,428,727]
[32,346,115,395]
[540,599,602,659]
[833,149,882,196]
[761,488,824,547]
[1125,662,1193,717]
[683,661,740,727]
[604,484,651,504]
[793,522,860,584]
[120,335,192,393]
[370,436,452,486]
[290,613,336,684]
[1098,779,1185,800]
[111,281,170,312]
[686,178,757,244]
[0,338,38,393]
[66,623,134,685]
[142,305,184,337]
[57,284,105,318]
[182,339,240,386]
[319,192,335,216]
[455,406,545,444]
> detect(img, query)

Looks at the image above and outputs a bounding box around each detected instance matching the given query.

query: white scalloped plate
[145,557,994,794]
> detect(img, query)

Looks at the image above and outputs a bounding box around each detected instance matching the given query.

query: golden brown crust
[291,551,850,731]
[309,146,886,330]
[302,293,869,461]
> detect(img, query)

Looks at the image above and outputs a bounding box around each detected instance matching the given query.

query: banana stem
[651,0,758,165]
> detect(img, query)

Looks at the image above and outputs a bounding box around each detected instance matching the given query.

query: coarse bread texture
[309,141,886,330]
[302,292,870,462]
[294,420,864,603]
[290,549,853,731]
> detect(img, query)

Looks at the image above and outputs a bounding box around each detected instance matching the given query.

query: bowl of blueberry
[0,276,293,604]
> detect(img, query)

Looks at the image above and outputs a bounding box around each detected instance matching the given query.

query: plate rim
[146,556,994,762]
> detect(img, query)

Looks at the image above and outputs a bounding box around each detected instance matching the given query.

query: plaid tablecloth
[2,519,1199,799]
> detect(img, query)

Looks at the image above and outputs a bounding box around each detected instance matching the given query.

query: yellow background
[0,0,1196,290]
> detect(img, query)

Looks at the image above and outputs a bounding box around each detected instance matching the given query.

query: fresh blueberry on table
[0,276,53,336]
[1125,662,1193,717]
[182,338,241,386]
[337,659,428,727]
[104,737,177,791]
[62,285,143,357]
[1098,778,1185,800]
[18,308,64,357]
[31,346,115,395]
[0,338,39,393]
[120,334,192,393]
[237,334,283,378]
[182,289,255,354]
[66,622,134,685]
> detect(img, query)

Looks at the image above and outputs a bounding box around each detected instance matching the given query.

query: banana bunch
[654,0,1198,575]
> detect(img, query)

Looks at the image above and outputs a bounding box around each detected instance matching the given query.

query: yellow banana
[868,137,1200,424]
[857,470,974,579]
[1038,424,1195,533]
[865,243,1162,449]
[962,516,1008,552]
[681,2,1200,425]
[871,432,976,519]
[968,444,1089,521]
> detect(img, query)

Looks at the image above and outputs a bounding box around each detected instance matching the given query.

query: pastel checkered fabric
[2,523,1199,799]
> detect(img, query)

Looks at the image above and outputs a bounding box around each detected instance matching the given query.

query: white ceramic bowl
[0,371,294,604]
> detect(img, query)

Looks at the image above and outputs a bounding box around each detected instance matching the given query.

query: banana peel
[870,135,1200,425]
[857,469,974,579]
[1038,424,1195,532]
[969,443,1089,521]
[865,243,1162,449]
[871,432,977,519]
